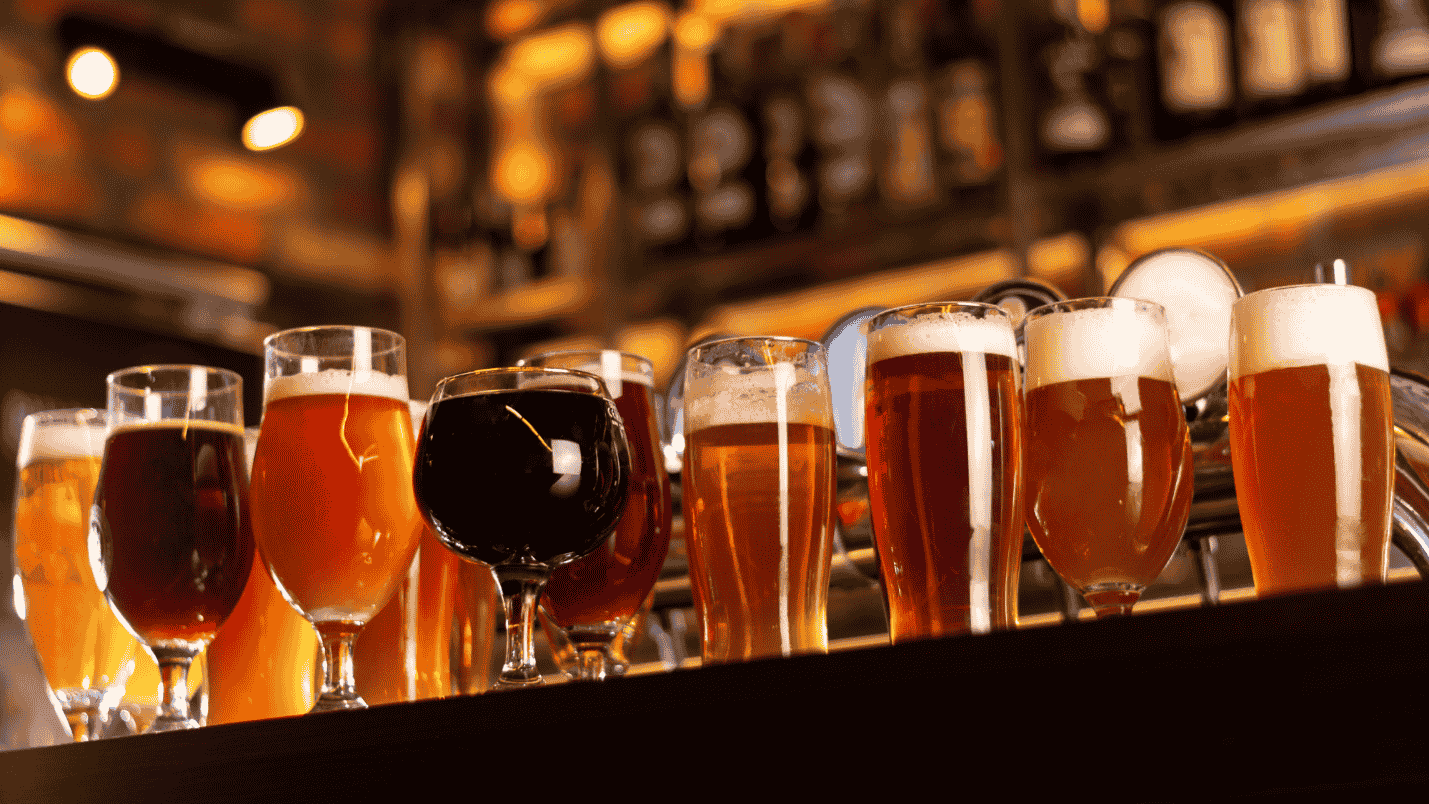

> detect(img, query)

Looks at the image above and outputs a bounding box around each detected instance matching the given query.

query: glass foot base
[311,693,367,713]
[1081,583,1144,618]
[146,716,201,733]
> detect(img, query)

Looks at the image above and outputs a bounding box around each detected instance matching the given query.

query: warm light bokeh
[65,48,118,100]
[242,106,305,152]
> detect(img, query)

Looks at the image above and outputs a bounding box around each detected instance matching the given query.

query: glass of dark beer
[413,366,631,688]
[92,366,254,732]
[519,350,672,681]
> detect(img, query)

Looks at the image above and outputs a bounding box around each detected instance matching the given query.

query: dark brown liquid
[94,423,254,647]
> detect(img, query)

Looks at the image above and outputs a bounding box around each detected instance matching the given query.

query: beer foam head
[1024,303,1175,391]
[264,369,409,405]
[867,310,1018,364]
[1230,284,1389,379]
[685,368,833,432]
[17,421,106,467]
[109,418,245,437]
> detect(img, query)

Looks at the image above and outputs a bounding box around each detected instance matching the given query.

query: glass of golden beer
[1023,298,1193,617]
[864,302,1024,642]
[1228,284,1394,597]
[94,366,254,732]
[520,350,673,681]
[250,326,425,712]
[12,408,133,740]
[682,337,836,663]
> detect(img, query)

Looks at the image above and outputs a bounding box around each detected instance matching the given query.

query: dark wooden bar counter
[4,581,1426,801]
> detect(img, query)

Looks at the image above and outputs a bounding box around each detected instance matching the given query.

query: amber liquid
[541,382,673,630]
[683,421,836,663]
[204,548,319,724]
[353,530,460,705]
[865,351,1023,641]
[1229,363,1393,596]
[250,393,425,625]
[1024,376,1190,610]
[14,456,133,694]
[94,424,254,646]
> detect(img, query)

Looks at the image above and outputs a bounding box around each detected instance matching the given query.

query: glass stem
[313,623,366,712]
[148,645,198,731]
[574,647,610,682]
[496,567,548,688]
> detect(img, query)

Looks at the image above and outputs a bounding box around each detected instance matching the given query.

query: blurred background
[2,0,1429,638]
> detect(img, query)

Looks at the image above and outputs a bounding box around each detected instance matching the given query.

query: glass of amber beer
[413,367,631,688]
[1228,284,1394,596]
[12,408,135,740]
[521,350,673,681]
[93,366,254,731]
[1022,298,1193,617]
[250,326,426,712]
[682,337,836,664]
[864,303,1023,642]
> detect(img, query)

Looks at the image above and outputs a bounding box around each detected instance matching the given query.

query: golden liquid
[1229,363,1393,596]
[683,421,836,663]
[453,559,500,695]
[250,393,425,625]
[14,456,132,696]
[865,350,1023,641]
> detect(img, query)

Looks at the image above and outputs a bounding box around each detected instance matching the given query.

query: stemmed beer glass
[413,367,630,689]
[520,351,672,681]
[250,326,426,712]
[1022,298,1194,617]
[92,366,254,731]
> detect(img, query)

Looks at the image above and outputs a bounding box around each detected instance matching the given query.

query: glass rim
[20,407,105,426]
[687,334,825,359]
[1023,295,1167,324]
[262,324,406,359]
[1234,282,1375,305]
[432,365,613,399]
[867,300,1010,329]
[105,364,243,397]
[520,348,655,372]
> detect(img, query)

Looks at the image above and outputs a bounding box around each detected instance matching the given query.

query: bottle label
[1159,2,1233,112]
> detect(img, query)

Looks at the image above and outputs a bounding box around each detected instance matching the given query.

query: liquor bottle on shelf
[805,0,879,233]
[924,0,1005,206]
[1151,0,1237,140]
[1033,0,1115,167]
[760,13,820,235]
[1363,0,1429,85]
[1235,0,1309,118]
[1300,0,1356,102]
[1103,0,1158,151]
[876,0,941,217]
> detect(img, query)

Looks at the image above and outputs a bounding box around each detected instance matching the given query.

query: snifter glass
[93,366,254,732]
[413,366,631,689]
[1021,298,1194,618]
[250,326,425,713]
[682,337,836,663]
[12,408,133,740]
[519,350,672,682]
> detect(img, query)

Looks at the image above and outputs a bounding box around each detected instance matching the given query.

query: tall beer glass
[683,337,836,664]
[204,428,319,724]
[522,350,673,681]
[864,303,1023,642]
[94,366,254,731]
[1228,284,1393,596]
[12,409,131,739]
[413,367,631,688]
[1023,298,1193,617]
[250,326,425,712]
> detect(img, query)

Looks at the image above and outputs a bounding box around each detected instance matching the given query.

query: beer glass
[682,337,836,663]
[1227,284,1394,596]
[1022,298,1193,617]
[863,302,1023,642]
[12,409,132,739]
[204,428,319,724]
[352,400,461,705]
[413,367,630,688]
[521,351,673,681]
[250,326,425,712]
[93,366,254,731]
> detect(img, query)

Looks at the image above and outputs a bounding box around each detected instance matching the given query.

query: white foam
[1024,305,1174,391]
[264,369,409,405]
[17,422,107,467]
[684,368,833,432]
[867,312,1018,364]
[1229,284,1389,380]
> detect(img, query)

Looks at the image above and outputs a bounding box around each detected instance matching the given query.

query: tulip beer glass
[1228,284,1394,597]
[1023,298,1193,617]
[250,326,425,712]
[93,366,254,731]
[864,303,1024,641]
[682,337,836,663]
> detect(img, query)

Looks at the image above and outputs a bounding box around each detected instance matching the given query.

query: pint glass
[1023,298,1193,616]
[682,337,836,663]
[1228,284,1394,596]
[864,303,1023,641]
